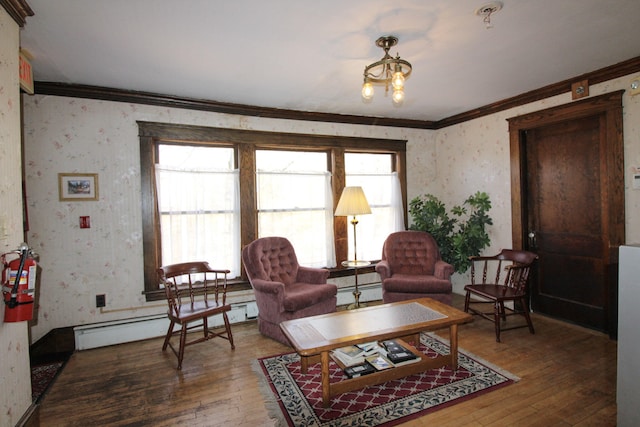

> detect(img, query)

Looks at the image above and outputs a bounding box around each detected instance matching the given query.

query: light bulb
[392,89,405,105]
[392,71,405,90]
[361,82,374,100]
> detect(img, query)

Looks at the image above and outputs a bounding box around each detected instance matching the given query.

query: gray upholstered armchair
[242,236,337,345]
[375,230,454,305]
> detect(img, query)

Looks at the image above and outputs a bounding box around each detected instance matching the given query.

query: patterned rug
[254,333,518,426]
[31,361,65,402]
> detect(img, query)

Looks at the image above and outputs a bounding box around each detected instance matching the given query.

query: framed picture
[58,173,99,201]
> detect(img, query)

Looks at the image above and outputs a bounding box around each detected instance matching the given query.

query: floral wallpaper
[0,8,32,427]
[22,97,434,343]
[22,73,640,346]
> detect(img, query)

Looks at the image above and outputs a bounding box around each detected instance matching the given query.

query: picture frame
[58,173,99,201]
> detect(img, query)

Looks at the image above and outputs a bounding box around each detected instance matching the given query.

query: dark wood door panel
[537,233,602,258]
[533,293,607,330]
[536,254,604,305]
[509,91,625,335]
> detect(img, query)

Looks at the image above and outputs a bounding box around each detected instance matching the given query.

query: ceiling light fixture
[362,36,412,106]
[475,1,503,29]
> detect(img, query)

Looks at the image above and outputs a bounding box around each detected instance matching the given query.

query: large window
[256,150,335,268]
[344,153,405,262]
[155,144,241,276]
[139,122,407,300]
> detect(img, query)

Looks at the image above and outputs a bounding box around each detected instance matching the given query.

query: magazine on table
[365,354,393,371]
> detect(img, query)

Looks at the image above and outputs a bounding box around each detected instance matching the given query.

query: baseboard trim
[16,401,38,427]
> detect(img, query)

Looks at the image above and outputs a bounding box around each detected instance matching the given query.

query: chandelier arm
[362,35,411,105]
[364,58,412,83]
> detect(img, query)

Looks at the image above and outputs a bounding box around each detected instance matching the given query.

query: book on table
[331,343,382,367]
[331,345,365,366]
[334,340,420,374]
[355,341,379,353]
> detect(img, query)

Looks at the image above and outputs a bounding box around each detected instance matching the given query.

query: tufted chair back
[242,236,336,345]
[376,230,454,305]
[242,236,300,286]
[381,230,441,275]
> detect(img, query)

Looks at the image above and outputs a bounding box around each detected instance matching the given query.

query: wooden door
[525,116,607,329]
[508,91,624,335]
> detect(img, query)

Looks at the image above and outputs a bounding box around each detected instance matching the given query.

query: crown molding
[32,56,640,130]
[32,82,436,130]
[0,0,33,27]
[434,55,640,129]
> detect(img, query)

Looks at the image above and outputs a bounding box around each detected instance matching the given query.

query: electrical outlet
[96,294,106,308]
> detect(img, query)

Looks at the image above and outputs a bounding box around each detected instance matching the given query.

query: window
[155,144,241,277]
[344,153,405,262]
[256,150,335,267]
[139,122,407,300]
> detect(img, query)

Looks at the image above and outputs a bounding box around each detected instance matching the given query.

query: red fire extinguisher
[2,243,38,322]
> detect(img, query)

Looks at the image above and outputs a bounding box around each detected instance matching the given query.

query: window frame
[138,121,407,301]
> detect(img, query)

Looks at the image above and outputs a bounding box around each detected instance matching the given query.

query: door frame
[507,90,625,333]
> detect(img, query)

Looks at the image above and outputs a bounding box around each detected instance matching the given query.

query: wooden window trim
[138,121,407,301]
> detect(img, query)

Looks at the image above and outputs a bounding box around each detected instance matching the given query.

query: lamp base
[347,301,367,310]
[341,260,371,310]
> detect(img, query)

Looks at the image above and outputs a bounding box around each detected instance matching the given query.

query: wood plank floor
[27,295,617,426]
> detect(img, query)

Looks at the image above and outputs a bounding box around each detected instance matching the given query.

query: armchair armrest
[375,260,391,280]
[434,260,454,280]
[296,266,330,284]
[251,278,285,296]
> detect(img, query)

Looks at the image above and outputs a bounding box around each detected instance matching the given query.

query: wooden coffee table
[280,297,473,406]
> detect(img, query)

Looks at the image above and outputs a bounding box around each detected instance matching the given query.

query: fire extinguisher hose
[6,248,28,309]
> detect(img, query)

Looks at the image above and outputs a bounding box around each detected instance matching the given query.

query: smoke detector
[475,1,503,29]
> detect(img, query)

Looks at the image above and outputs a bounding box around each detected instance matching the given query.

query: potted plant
[408,191,492,273]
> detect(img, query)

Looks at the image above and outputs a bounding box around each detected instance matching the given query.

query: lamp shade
[335,186,372,216]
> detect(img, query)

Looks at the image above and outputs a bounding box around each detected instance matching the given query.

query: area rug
[254,333,518,427]
[31,361,65,402]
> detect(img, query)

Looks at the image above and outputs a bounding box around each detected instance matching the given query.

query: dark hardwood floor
[26,295,617,426]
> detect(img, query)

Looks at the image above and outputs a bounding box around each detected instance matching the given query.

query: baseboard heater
[74,284,381,350]
[74,303,254,350]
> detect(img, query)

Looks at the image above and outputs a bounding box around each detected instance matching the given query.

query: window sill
[144,261,379,302]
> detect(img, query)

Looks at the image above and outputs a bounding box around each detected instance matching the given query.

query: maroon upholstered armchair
[375,231,454,305]
[242,237,337,345]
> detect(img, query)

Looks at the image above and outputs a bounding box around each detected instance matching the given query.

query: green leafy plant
[408,191,493,273]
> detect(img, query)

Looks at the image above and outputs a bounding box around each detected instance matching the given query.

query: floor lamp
[335,186,371,309]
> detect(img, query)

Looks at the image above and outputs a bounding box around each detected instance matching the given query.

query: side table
[341,260,371,309]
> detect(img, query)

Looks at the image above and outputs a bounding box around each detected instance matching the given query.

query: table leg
[300,355,309,374]
[321,351,330,407]
[449,324,459,370]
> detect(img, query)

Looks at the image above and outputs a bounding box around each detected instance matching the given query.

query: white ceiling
[18,0,640,122]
